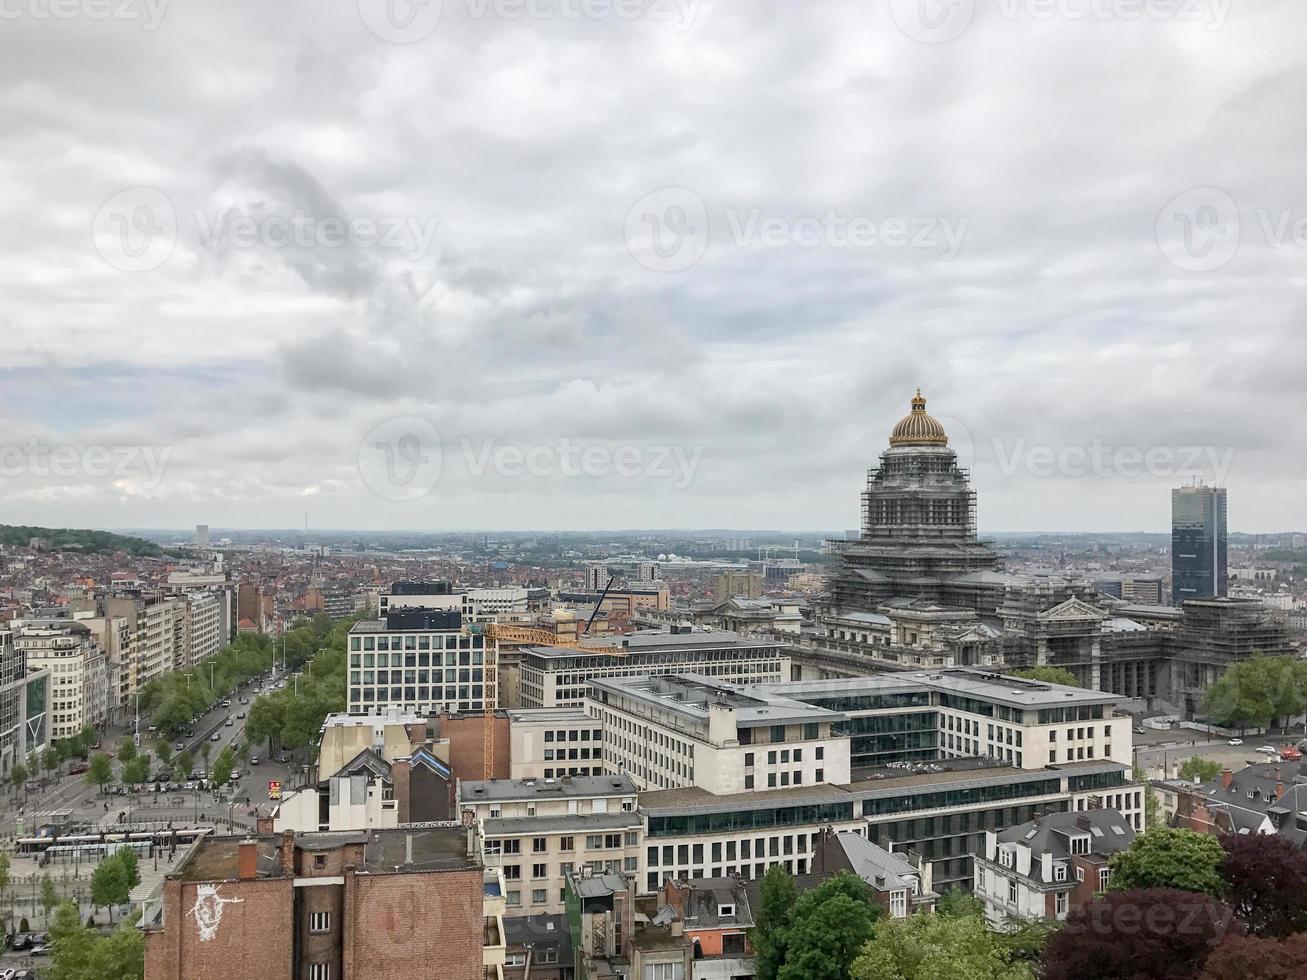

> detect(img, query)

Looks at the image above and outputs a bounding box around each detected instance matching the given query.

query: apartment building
[508,706,604,780]
[972,808,1135,927]
[460,774,641,916]
[179,590,225,671]
[378,581,530,622]
[13,618,109,739]
[518,628,791,709]
[0,629,50,775]
[588,673,850,793]
[143,828,504,980]
[106,594,185,696]
[347,609,495,715]
[72,612,132,722]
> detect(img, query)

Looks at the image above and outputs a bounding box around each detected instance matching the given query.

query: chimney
[1075,815,1091,832]
[238,839,258,881]
[1221,769,1234,790]
[1276,782,1285,800]
[670,919,684,938]
[405,834,413,865]
[280,829,296,875]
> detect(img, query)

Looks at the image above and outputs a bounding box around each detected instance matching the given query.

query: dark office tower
[1171,485,1228,604]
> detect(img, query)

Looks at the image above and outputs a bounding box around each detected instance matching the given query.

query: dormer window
[1070,836,1090,855]
[999,849,1014,868]
[1054,864,1067,882]
[718,904,735,918]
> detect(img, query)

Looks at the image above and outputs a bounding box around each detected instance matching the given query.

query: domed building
[819,390,1007,669]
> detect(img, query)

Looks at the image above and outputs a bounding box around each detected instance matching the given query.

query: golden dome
[889,388,948,446]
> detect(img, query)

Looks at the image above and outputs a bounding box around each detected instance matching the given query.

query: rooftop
[592,673,844,729]
[506,706,595,724]
[460,773,637,803]
[522,628,787,659]
[176,828,476,882]
[766,668,1124,711]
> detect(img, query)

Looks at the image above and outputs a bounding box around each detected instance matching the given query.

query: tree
[41,746,60,779]
[1220,832,1307,937]
[1012,666,1081,688]
[90,856,129,922]
[779,893,879,980]
[40,873,59,924]
[936,886,985,918]
[121,754,150,786]
[117,848,141,892]
[48,900,145,980]
[199,739,212,770]
[175,750,194,780]
[154,739,172,767]
[0,851,10,931]
[1198,932,1307,980]
[1040,889,1238,980]
[10,762,28,801]
[1108,828,1225,897]
[1203,655,1307,731]
[86,752,113,792]
[750,864,795,980]
[1177,756,1223,784]
[211,746,235,788]
[852,909,1033,980]
[117,736,137,764]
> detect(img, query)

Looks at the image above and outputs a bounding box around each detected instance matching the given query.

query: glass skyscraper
[1171,485,1228,604]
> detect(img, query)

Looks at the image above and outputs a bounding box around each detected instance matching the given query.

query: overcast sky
[1,0,1304,533]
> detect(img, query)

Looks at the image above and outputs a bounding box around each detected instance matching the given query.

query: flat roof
[522,629,788,659]
[765,668,1123,711]
[592,673,844,729]
[484,812,643,835]
[506,707,595,725]
[460,773,637,803]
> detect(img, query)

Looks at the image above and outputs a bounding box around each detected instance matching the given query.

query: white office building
[347,609,495,715]
[508,707,605,780]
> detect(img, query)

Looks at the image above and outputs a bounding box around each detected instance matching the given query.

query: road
[1133,722,1307,777]
[3,666,306,841]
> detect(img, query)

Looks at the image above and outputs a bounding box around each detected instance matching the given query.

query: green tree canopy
[779,892,879,980]
[174,750,195,780]
[211,746,236,787]
[935,887,985,918]
[86,752,113,790]
[90,857,130,921]
[48,900,144,980]
[116,736,137,763]
[40,873,59,919]
[10,762,27,796]
[1178,756,1223,784]
[1012,666,1081,688]
[1204,655,1307,731]
[852,909,1033,980]
[153,739,172,767]
[1108,827,1225,897]
[750,864,796,980]
[121,753,150,786]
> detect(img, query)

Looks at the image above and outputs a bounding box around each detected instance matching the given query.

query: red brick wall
[343,869,484,980]
[438,713,510,781]
[146,876,296,980]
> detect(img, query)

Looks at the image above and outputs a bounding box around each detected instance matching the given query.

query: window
[1055,891,1068,915]
[533,863,547,878]
[560,836,574,851]
[1098,868,1111,892]
[310,965,332,980]
[1054,864,1067,882]
[1008,878,1018,905]
[890,890,908,918]
[718,903,735,918]
[533,837,547,853]
[313,854,327,869]
[646,964,681,980]
[532,888,547,904]
[1070,836,1090,855]
[309,911,330,932]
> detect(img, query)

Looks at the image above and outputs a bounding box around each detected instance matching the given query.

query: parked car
[1281,746,1302,761]
[11,933,32,950]
[28,943,51,957]
[174,741,185,751]
[0,966,17,980]
[1258,745,1278,754]
[68,762,88,776]
[236,712,246,719]
[1133,726,1146,734]
[1228,738,1244,745]
[250,756,260,765]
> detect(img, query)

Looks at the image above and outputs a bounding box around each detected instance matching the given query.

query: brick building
[144,827,503,980]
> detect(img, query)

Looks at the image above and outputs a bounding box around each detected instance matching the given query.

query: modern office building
[0,629,50,776]
[517,627,790,709]
[347,608,495,715]
[589,673,850,793]
[1172,484,1228,603]
[378,581,530,623]
[460,774,642,916]
[507,706,605,780]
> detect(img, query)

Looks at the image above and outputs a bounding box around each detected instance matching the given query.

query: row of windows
[350,650,483,667]
[543,728,600,742]
[647,802,856,838]
[647,832,823,867]
[349,634,484,652]
[860,778,1063,817]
